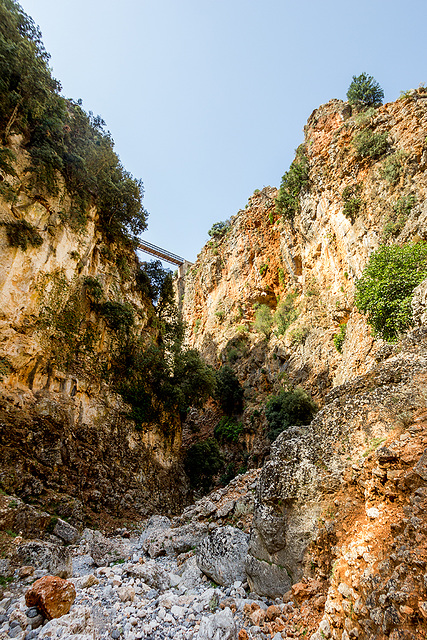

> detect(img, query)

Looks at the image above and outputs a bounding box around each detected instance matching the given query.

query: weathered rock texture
[0,138,186,522]
[181,91,427,638]
[182,91,427,408]
[25,575,76,619]
[196,525,249,587]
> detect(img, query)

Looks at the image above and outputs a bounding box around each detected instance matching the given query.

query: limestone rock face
[246,329,427,598]
[25,575,76,619]
[0,141,186,520]
[181,93,427,435]
[196,526,249,586]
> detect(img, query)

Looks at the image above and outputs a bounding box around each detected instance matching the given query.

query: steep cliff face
[182,92,427,399]
[0,138,186,525]
[180,92,427,638]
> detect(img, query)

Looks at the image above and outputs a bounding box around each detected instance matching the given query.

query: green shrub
[382,195,415,240]
[342,184,363,222]
[346,73,384,107]
[333,323,347,353]
[0,1,147,244]
[353,130,388,159]
[254,304,273,337]
[3,220,43,250]
[100,301,134,333]
[275,145,309,220]
[274,293,298,335]
[290,326,309,345]
[208,220,230,239]
[214,417,244,444]
[355,242,427,341]
[259,263,268,277]
[214,365,244,415]
[380,151,407,185]
[83,276,103,302]
[184,438,223,490]
[265,387,317,441]
[394,194,416,218]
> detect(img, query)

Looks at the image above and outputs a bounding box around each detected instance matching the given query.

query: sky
[19,0,427,264]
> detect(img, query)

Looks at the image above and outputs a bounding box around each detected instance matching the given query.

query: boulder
[196,526,249,587]
[25,575,76,619]
[125,560,170,591]
[139,515,208,558]
[52,518,80,545]
[197,607,237,640]
[245,554,291,599]
[12,540,72,578]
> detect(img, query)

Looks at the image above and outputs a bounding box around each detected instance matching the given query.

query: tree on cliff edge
[347,73,384,107]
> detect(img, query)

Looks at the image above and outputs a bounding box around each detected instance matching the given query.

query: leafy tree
[347,73,384,107]
[184,438,223,491]
[355,243,427,341]
[214,365,244,415]
[172,349,216,416]
[265,387,317,441]
[275,145,309,220]
[136,260,170,301]
[208,220,230,239]
[0,0,147,244]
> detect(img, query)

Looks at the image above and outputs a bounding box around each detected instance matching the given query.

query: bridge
[137,239,186,266]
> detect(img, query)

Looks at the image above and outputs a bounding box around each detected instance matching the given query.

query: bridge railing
[137,240,185,266]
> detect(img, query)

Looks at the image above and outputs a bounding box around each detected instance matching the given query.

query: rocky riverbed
[0,469,326,640]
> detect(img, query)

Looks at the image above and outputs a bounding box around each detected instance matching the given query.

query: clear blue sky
[20,0,427,263]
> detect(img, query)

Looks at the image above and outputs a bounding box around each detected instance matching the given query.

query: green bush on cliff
[353,130,388,160]
[342,184,363,222]
[333,323,347,353]
[253,304,273,337]
[347,73,384,107]
[214,416,244,444]
[3,220,43,250]
[214,365,244,415]
[275,145,309,221]
[355,242,427,341]
[0,0,147,244]
[208,220,230,240]
[265,386,317,441]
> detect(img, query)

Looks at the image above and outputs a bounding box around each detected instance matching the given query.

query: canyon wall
[0,137,187,526]
[180,91,427,639]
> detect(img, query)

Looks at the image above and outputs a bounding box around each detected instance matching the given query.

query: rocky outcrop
[246,328,427,594]
[182,91,427,414]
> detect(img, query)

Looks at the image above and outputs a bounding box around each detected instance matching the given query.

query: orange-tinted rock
[249,608,266,626]
[238,630,249,640]
[25,575,76,620]
[292,579,324,604]
[265,604,281,620]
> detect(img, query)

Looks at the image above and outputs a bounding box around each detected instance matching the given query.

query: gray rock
[52,518,80,545]
[125,560,170,591]
[177,556,204,590]
[84,530,126,567]
[197,607,237,640]
[196,526,249,587]
[12,540,72,578]
[245,554,291,598]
